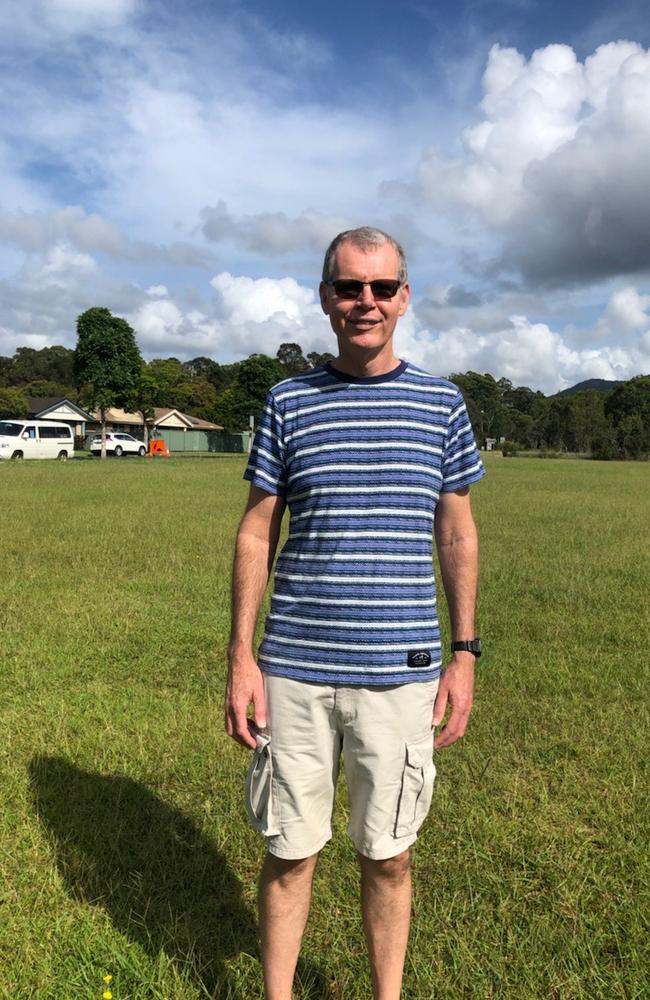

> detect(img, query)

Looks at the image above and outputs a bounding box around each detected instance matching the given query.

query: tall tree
[146,358,190,407]
[450,371,505,445]
[276,342,310,376]
[134,364,158,450]
[74,308,142,459]
[602,376,650,458]
[307,351,335,368]
[0,356,13,388]
[0,388,27,420]
[182,356,239,393]
[215,354,284,432]
[24,379,78,401]
[11,345,75,387]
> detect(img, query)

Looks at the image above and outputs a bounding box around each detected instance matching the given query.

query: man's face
[319,241,410,356]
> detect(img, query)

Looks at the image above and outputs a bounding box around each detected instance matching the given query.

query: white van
[0,419,75,461]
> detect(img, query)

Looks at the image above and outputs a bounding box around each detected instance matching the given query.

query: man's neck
[330,347,401,380]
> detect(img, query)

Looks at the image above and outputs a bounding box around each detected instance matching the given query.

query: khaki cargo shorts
[245,675,439,861]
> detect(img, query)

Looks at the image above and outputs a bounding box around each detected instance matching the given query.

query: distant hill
[558,378,623,396]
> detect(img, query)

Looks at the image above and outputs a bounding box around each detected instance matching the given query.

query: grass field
[1,454,648,999]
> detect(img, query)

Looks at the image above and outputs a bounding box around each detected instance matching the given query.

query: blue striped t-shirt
[244,360,485,685]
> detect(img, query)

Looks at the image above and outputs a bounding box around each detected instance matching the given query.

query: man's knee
[263,851,319,889]
[358,848,412,885]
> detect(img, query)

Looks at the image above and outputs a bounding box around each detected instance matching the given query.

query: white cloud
[410,40,650,286]
[39,243,97,287]
[210,272,320,326]
[0,245,142,354]
[201,203,351,256]
[125,273,332,360]
[0,207,125,255]
[46,0,136,21]
[2,0,137,36]
[0,207,217,270]
[395,305,649,394]
[594,286,650,342]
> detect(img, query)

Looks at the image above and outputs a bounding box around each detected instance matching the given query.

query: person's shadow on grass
[29,755,327,999]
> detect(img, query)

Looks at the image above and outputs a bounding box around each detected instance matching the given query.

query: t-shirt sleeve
[243,390,287,496]
[440,390,486,492]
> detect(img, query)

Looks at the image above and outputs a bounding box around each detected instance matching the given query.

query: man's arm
[225,484,286,748]
[432,485,479,749]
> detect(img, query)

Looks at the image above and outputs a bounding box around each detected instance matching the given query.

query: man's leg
[359,849,412,1000]
[259,851,319,1000]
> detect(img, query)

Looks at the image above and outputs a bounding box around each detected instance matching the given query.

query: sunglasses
[326,279,403,301]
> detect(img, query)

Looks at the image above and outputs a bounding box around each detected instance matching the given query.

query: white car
[90,432,147,457]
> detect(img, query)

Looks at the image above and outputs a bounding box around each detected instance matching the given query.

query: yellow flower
[103,976,113,983]
[103,992,113,999]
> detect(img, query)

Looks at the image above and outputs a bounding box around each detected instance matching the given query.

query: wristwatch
[451,638,482,658]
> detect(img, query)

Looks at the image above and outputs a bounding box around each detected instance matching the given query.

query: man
[226,226,484,1000]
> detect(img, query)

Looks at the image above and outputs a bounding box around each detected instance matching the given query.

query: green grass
[1,454,648,999]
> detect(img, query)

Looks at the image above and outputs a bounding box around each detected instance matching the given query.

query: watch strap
[451,638,482,658]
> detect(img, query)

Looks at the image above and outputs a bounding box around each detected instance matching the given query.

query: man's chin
[344,327,383,345]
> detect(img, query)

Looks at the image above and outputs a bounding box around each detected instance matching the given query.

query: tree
[0,388,27,420]
[146,358,190,407]
[182,356,239,393]
[11,345,75,387]
[24,379,78,401]
[0,356,13,388]
[615,413,647,459]
[544,396,572,450]
[175,378,219,421]
[450,371,505,445]
[276,342,310,376]
[74,308,143,459]
[215,354,284,432]
[133,364,158,450]
[307,351,335,368]
[605,376,650,458]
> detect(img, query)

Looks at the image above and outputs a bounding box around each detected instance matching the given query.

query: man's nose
[357,284,376,307]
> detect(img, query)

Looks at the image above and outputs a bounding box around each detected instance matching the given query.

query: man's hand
[432,653,475,749]
[225,650,267,749]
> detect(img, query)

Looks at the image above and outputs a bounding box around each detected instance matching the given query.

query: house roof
[179,412,223,430]
[90,406,223,431]
[26,397,94,420]
[153,407,222,430]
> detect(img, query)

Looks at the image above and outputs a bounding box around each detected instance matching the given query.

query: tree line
[0,307,648,459]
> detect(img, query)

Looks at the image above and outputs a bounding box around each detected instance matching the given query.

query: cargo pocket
[245,731,281,837]
[394,731,435,838]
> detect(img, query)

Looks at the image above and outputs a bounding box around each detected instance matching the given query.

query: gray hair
[322,226,408,284]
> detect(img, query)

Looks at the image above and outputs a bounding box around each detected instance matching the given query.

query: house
[88,407,238,453]
[22,397,247,453]
[25,397,94,437]
[88,407,223,436]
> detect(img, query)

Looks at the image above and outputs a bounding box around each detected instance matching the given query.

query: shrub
[590,431,617,461]
[501,440,521,456]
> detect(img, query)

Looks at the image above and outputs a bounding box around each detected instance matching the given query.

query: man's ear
[319,281,330,315]
[398,282,411,317]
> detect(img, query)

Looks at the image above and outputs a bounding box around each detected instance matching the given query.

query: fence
[155,429,251,453]
[84,429,251,453]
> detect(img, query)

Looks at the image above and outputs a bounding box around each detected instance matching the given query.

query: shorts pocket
[245,732,281,837]
[394,731,435,838]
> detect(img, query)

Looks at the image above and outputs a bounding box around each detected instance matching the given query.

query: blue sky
[1,0,649,391]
